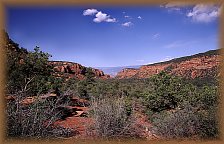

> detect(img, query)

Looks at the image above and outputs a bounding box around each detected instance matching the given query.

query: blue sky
[6,4,220,67]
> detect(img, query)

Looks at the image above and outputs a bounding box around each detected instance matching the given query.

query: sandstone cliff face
[116,50,220,79]
[49,61,110,80]
[116,68,139,79]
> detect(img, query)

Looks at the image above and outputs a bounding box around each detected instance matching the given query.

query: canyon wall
[116,50,220,79]
[49,61,110,80]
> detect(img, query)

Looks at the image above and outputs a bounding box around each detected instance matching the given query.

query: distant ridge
[147,49,219,66]
[95,65,141,77]
[116,49,220,79]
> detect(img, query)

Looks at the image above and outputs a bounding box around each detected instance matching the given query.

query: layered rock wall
[49,61,110,80]
[116,51,220,79]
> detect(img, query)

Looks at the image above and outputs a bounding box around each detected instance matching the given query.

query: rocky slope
[116,50,220,79]
[49,61,110,80]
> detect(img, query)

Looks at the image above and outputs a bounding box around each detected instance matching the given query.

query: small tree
[144,71,183,112]
[6,44,53,96]
[5,34,75,138]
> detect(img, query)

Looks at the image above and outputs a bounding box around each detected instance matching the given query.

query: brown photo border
[0,0,223,144]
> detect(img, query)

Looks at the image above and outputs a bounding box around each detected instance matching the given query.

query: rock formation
[49,61,110,80]
[116,50,220,79]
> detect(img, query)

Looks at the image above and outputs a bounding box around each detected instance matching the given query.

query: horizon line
[49,48,218,68]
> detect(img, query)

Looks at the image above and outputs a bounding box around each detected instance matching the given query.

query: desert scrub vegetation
[150,104,200,139]
[78,72,220,140]
[88,96,141,139]
[4,31,220,140]
[6,92,75,138]
[150,103,219,140]
[143,72,220,140]
[5,33,74,138]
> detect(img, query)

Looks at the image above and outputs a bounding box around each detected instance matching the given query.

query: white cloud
[122,22,133,27]
[186,4,220,23]
[164,2,186,8]
[152,33,160,39]
[92,11,116,23]
[83,9,117,23]
[105,18,117,22]
[124,15,133,19]
[137,16,142,19]
[165,4,181,11]
[83,9,98,16]
[161,2,186,12]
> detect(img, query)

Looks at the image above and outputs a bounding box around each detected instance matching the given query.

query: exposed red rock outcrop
[116,68,139,79]
[49,61,110,80]
[116,50,220,79]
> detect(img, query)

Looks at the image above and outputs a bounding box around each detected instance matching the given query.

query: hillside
[5,31,220,140]
[4,31,110,81]
[49,61,110,80]
[116,50,220,79]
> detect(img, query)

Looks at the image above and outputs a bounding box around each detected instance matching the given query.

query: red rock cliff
[116,50,220,79]
[49,61,110,80]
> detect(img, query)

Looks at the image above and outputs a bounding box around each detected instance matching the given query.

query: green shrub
[6,94,74,138]
[151,105,200,139]
[151,104,219,140]
[89,96,139,138]
[144,71,183,112]
[6,44,53,96]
